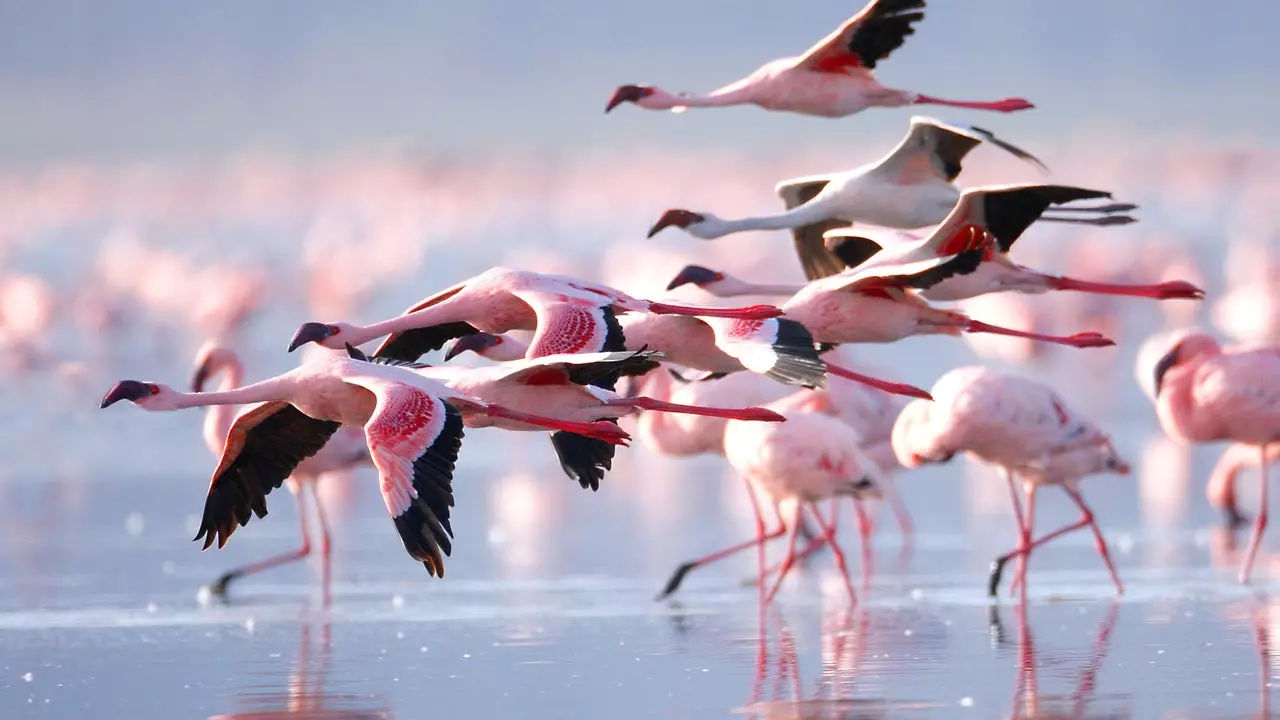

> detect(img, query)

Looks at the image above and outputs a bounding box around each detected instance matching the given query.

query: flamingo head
[1151,329,1221,397]
[100,380,182,410]
[288,321,353,352]
[647,209,710,238]
[890,399,955,468]
[190,342,239,392]
[605,84,657,112]
[664,264,725,292]
[443,332,526,361]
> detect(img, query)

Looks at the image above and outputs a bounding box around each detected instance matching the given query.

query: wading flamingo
[892,366,1129,597]
[190,342,373,597]
[1150,330,1280,583]
[605,1,1032,119]
[99,350,629,578]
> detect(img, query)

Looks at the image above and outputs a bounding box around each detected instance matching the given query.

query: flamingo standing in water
[658,388,885,603]
[605,0,1032,119]
[189,342,372,597]
[665,256,1117,351]
[99,349,630,578]
[1149,330,1280,583]
[646,116,1048,280]
[891,366,1130,596]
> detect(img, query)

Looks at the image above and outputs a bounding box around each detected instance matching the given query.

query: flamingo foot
[647,302,782,320]
[914,95,1034,113]
[1048,276,1205,300]
[963,320,1116,348]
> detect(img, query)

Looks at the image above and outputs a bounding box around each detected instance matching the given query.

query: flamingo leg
[208,488,313,597]
[960,318,1114,348]
[1240,443,1271,584]
[912,94,1034,113]
[313,483,334,606]
[808,503,857,603]
[1001,469,1029,597]
[1062,486,1124,594]
[853,499,875,583]
[1040,274,1203,300]
[990,486,1119,597]
[825,361,932,400]
[479,404,631,445]
[764,505,804,604]
[611,396,782,422]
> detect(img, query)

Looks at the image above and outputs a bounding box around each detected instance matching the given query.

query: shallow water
[3,427,1279,720]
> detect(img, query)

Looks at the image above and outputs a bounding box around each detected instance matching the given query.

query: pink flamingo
[645,117,1046,280]
[99,349,630,578]
[189,342,372,597]
[286,266,782,365]
[891,366,1130,597]
[658,388,885,603]
[402,347,786,489]
[446,313,931,400]
[1150,330,1280,583]
[1205,444,1280,530]
[664,259,1117,350]
[824,185,1201,303]
[605,0,1032,119]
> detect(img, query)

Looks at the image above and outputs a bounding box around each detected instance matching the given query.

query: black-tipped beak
[1153,346,1180,396]
[189,360,212,393]
[605,84,653,113]
[850,477,884,500]
[288,322,336,353]
[444,333,501,361]
[665,264,723,291]
[647,209,704,238]
[100,380,151,409]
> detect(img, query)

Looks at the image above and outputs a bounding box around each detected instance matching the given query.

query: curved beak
[1152,345,1180,396]
[605,84,653,113]
[288,322,336,353]
[665,264,723,291]
[444,333,502,361]
[100,380,150,409]
[647,209,704,238]
[849,477,884,500]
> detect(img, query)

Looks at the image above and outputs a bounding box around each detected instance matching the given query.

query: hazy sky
[0,0,1275,161]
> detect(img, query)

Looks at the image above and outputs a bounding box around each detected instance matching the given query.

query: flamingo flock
[84,0,1280,608]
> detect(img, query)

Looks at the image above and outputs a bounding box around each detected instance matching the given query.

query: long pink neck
[177,375,292,410]
[655,83,757,110]
[202,358,246,455]
[346,298,470,347]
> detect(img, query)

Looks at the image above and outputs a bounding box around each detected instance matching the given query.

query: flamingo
[446,313,931,399]
[99,349,630,578]
[392,346,787,489]
[665,255,1117,351]
[189,342,372,597]
[657,388,885,603]
[1205,443,1280,530]
[1149,329,1280,583]
[645,116,1054,280]
[891,366,1130,597]
[285,266,782,371]
[604,1,1033,119]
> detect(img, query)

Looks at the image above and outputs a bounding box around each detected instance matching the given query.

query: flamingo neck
[350,300,469,346]
[654,84,757,110]
[1154,363,1214,443]
[703,201,836,238]
[178,375,292,410]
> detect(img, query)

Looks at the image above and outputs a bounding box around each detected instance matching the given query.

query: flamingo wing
[935,185,1115,256]
[876,117,1047,186]
[372,281,478,362]
[823,233,884,271]
[194,402,341,550]
[343,375,464,578]
[796,0,926,72]
[814,248,986,295]
[701,316,829,389]
[493,349,663,388]
[775,176,849,281]
[513,290,627,368]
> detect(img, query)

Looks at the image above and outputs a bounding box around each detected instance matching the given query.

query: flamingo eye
[149,385,159,395]
[494,337,504,345]
[714,272,725,281]
[330,326,341,335]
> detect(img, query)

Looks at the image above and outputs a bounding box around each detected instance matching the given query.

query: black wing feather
[392,403,463,577]
[846,0,927,69]
[374,321,479,363]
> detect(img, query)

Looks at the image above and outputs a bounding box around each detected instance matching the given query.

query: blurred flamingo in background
[605,0,1032,118]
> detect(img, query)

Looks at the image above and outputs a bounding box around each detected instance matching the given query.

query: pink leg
[614,396,784,422]
[481,404,631,445]
[1062,486,1124,594]
[646,301,781,320]
[1240,444,1271,584]
[1004,469,1030,598]
[209,491,312,597]
[913,94,1034,113]
[808,503,857,603]
[825,361,932,400]
[853,499,875,583]
[313,484,334,607]
[961,317,1115,348]
[764,506,804,604]
[1043,274,1204,300]
[990,488,1118,597]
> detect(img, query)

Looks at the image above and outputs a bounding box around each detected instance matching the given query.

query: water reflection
[989,603,1127,720]
[210,621,392,720]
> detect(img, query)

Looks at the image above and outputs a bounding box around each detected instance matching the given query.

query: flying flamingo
[1149,330,1280,584]
[891,366,1130,597]
[189,342,372,597]
[99,349,630,578]
[446,313,931,399]
[657,387,884,604]
[286,267,782,372]
[390,346,787,489]
[604,1,1033,119]
[645,116,1056,280]
[665,256,1117,351]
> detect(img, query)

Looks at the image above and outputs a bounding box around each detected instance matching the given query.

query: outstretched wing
[513,290,628,385]
[371,281,477,362]
[776,176,848,281]
[344,375,463,578]
[932,184,1114,256]
[815,248,987,295]
[700,316,828,389]
[876,117,1047,185]
[796,0,927,72]
[194,403,341,550]
[492,350,663,388]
